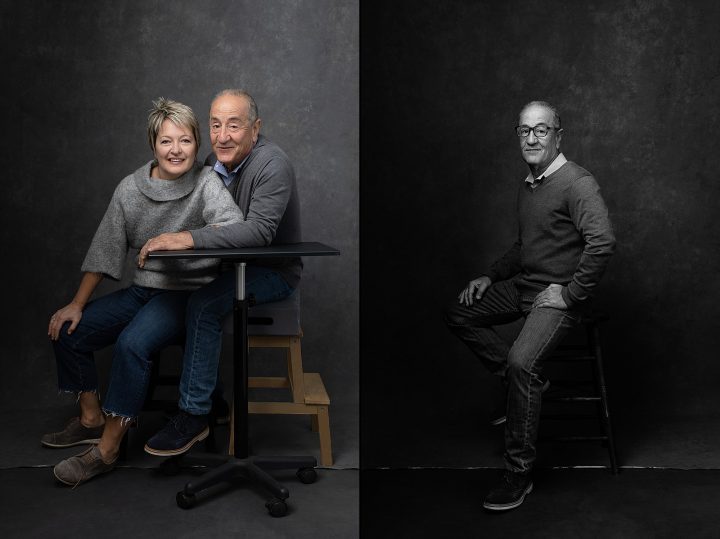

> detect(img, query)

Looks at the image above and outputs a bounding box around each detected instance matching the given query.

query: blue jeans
[178,267,294,415]
[52,286,191,419]
[444,279,580,474]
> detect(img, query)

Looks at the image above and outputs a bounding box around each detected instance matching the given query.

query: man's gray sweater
[82,160,243,290]
[486,161,616,306]
[191,135,302,288]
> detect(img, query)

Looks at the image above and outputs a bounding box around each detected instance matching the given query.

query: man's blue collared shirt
[213,156,250,187]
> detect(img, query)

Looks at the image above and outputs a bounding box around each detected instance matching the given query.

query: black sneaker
[144,411,209,457]
[490,378,551,426]
[483,471,533,511]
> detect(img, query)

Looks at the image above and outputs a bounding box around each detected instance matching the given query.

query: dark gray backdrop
[361,1,720,467]
[0,0,358,457]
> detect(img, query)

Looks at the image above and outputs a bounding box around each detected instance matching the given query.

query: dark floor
[361,468,720,539]
[2,397,358,538]
[5,401,358,470]
[362,407,720,470]
[1,467,357,539]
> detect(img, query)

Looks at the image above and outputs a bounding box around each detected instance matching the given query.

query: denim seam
[519,310,569,471]
[180,271,292,414]
[181,293,221,414]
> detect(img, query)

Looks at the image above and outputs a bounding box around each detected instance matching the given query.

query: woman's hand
[48,302,84,341]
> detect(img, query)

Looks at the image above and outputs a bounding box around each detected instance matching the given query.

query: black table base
[165,280,316,516]
[148,244,339,516]
[167,453,317,515]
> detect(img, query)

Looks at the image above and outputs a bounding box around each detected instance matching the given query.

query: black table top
[147,241,339,260]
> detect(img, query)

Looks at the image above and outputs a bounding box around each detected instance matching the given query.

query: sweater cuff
[189,229,207,249]
[561,286,576,309]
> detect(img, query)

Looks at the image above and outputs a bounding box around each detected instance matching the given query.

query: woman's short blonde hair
[147,98,201,150]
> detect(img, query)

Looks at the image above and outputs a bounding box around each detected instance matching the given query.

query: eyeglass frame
[514,124,560,138]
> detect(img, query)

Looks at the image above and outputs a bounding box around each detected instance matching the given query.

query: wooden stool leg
[589,323,619,474]
[248,333,332,466]
[288,336,305,403]
[316,406,333,467]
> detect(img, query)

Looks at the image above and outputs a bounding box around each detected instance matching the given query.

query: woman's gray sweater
[81,160,243,290]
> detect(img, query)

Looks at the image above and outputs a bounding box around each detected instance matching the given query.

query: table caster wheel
[176,491,197,509]
[266,498,288,517]
[297,467,317,484]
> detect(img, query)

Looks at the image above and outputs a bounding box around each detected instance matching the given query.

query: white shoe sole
[143,426,210,457]
[483,482,533,511]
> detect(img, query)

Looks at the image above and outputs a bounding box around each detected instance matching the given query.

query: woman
[43,98,243,486]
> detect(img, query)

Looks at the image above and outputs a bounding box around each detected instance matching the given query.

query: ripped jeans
[52,285,190,420]
[444,278,580,474]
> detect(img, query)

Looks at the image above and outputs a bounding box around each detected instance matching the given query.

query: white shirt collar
[524,152,567,184]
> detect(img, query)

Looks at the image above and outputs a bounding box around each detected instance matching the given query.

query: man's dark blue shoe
[144,411,209,457]
[162,397,230,426]
[483,470,533,511]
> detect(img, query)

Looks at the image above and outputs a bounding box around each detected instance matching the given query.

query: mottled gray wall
[362,1,720,465]
[0,1,358,411]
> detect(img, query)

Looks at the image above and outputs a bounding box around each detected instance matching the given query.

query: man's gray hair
[147,97,201,150]
[213,88,259,124]
[521,100,561,129]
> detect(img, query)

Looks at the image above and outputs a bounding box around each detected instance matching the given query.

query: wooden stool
[227,292,333,466]
[541,312,619,474]
[120,292,333,466]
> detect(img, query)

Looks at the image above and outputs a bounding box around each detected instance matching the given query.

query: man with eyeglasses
[444,100,615,511]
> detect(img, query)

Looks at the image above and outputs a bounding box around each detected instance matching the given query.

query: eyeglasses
[515,124,557,138]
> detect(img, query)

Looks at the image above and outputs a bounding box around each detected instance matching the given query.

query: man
[138,89,302,455]
[444,101,615,511]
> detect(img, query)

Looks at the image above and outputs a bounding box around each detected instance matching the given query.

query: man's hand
[138,231,194,268]
[532,283,568,310]
[458,276,492,306]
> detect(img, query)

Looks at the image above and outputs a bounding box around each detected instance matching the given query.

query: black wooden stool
[540,312,619,474]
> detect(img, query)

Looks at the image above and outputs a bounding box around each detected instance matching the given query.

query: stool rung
[249,376,290,389]
[541,413,598,420]
[303,373,330,405]
[545,396,600,402]
[547,355,596,362]
[550,380,594,388]
[541,435,608,442]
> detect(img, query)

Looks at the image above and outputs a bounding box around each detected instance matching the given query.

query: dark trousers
[444,279,580,474]
[53,286,191,419]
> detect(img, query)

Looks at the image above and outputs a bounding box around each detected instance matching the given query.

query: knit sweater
[81,160,243,290]
[486,161,615,306]
[190,134,302,288]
